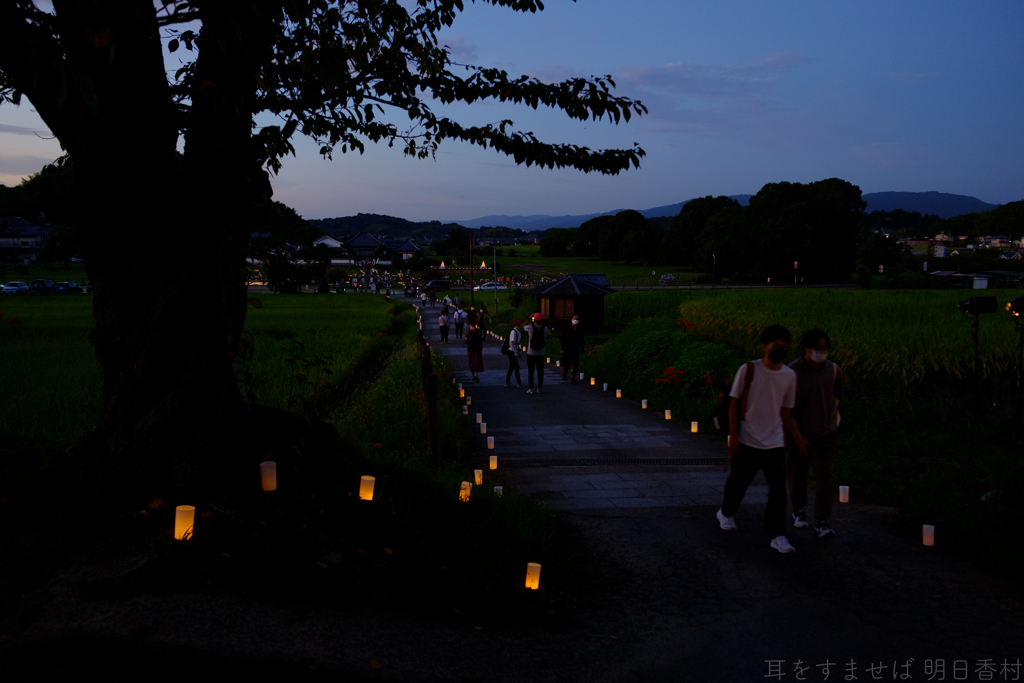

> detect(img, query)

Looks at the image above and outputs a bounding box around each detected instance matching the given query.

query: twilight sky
[2,0,1022,222]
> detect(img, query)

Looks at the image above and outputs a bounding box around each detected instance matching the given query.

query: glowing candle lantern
[839,486,850,503]
[359,475,376,501]
[174,505,195,541]
[525,562,542,590]
[466,396,472,405]
[458,383,463,390]
[691,421,698,433]
[494,486,503,497]
[476,413,483,424]
[642,399,648,409]
[590,378,596,386]
[260,461,278,491]
[665,409,672,420]
[489,455,497,470]
[603,383,608,391]
[460,388,465,398]
[556,361,560,367]
[546,357,550,364]
[474,469,483,485]
[616,389,622,398]
[480,423,487,434]
[460,481,472,502]
[922,525,935,546]
[487,436,495,449]
[579,373,584,380]
[462,405,469,415]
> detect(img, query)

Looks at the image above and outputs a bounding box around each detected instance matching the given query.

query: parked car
[29,279,56,295]
[2,281,29,295]
[424,279,451,291]
[472,282,508,291]
[55,281,84,295]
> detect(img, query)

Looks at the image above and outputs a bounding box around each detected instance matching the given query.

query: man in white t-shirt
[716,325,799,554]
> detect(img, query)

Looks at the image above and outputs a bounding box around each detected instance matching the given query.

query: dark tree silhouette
[0,0,645,494]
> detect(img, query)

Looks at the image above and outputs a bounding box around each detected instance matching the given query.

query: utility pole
[712,254,716,290]
[469,234,475,308]
[493,246,498,320]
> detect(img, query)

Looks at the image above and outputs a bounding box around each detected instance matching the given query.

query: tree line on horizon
[537,178,1024,284]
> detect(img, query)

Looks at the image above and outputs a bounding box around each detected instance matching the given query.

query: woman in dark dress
[466,320,485,382]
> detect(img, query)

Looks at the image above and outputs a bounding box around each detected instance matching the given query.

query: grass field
[0,293,411,442]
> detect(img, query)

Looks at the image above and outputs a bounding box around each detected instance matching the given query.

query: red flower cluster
[702,372,716,386]
[372,442,383,448]
[378,332,386,338]
[656,367,688,385]
[8,316,21,325]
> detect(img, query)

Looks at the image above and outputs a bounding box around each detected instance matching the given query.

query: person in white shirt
[453,306,467,338]
[504,318,524,387]
[716,325,799,554]
[438,309,450,343]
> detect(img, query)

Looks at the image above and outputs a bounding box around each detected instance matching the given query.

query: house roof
[393,239,422,252]
[344,232,384,248]
[524,273,616,297]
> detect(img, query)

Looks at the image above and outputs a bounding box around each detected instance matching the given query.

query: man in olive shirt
[787,329,843,539]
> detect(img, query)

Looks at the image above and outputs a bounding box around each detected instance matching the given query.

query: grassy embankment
[582,289,1024,575]
[0,292,579,630]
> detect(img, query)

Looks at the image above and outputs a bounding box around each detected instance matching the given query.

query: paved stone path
[416,302,1024,682]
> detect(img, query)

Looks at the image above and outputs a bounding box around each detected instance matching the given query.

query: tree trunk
[2,0,281,499]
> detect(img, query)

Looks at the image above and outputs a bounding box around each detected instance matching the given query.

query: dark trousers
[440,325,449,342]
[506,355,522,384]
[454,323,464,338]
[788,431,838,522]
[562,353,580,380]
[527,354,544,390]
[721,443,787,538]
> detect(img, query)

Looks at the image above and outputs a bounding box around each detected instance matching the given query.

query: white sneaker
[792,510,808,528]
[771,536,796,554]
[716,509,737,531]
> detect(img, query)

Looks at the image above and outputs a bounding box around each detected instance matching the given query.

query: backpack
[529,325,545,351]
[500,336,511,355]
[711,361,755,432]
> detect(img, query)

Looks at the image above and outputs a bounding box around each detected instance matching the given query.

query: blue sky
[2,0,1022,222]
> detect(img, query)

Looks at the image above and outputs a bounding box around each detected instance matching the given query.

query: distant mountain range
[860,191,998,218]
[455,192,998,230]
[309,191,1003,240]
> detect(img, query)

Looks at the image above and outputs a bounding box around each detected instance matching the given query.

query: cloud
[0,123,50,137]
[444,36,479,62]
[850,142,945,169]
[618,53,816,98]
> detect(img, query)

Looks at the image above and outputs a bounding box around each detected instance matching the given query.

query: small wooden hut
[524,273,615,332]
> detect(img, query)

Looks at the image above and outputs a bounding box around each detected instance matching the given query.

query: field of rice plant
[0,292,411,442]
[603,288,1022,389]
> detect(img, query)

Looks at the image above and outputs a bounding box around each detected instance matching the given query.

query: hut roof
[525,273,615,296]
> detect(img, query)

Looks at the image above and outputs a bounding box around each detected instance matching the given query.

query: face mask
[572,319,579,325]
[810,350,828,363]
[768,348,788,364]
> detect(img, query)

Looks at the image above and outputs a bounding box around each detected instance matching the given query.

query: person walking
[504,318,524,388]
[438,309,450,344]
[787,329,842,539]
[429,289,437,308]
[443,293,452,307]
[560,315,584,383]
[465,319,485,383]
[523,313,548,394]
[453,305,467,339]
[478,306,492,336]
[420,290,428,308]
[716,325,799,555]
